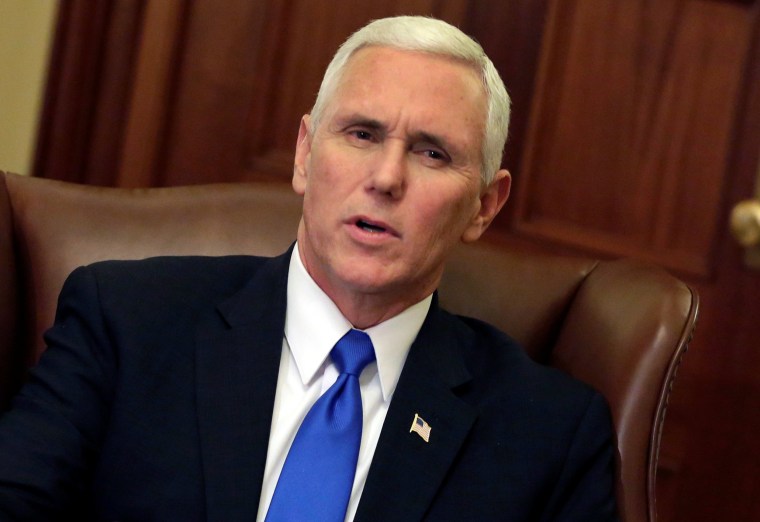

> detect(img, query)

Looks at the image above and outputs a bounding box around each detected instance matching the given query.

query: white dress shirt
[255,244,432,521]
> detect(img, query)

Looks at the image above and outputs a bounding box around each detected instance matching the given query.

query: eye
[412,143,451,165]
[423,150,446,160]
[351,130,372,140]
[347,129,375,142]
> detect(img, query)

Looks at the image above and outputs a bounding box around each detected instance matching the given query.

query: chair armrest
[552,258,698,522]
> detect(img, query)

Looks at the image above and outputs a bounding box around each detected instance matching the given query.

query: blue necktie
[265,329,376,522]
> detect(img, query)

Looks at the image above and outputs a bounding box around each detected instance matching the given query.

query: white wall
[0,0,58,176]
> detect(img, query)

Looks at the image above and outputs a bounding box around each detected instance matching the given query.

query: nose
[367,143,407,199]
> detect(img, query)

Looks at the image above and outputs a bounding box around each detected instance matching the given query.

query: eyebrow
[334,113,386,133]
[410,131,453,155]
[335,113,460,154]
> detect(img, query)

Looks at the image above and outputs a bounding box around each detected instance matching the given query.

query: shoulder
[443,311,615,473]
[446,311,607,425]
[73,254,276,293]
[57,253,285,328]
[86,254,269,286]
[429,312,618,520]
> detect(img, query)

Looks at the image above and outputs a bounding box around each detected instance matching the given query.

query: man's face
[293,46,509,323]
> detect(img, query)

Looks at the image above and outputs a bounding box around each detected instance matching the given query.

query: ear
[292,114,312,196]
[461,169,511,243]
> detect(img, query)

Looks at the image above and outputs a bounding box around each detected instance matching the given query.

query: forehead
[325,47,487,146]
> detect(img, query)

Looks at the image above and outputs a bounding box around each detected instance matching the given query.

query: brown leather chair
[0,171,698,522]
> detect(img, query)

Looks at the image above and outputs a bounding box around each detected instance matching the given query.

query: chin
[335,267,398,294]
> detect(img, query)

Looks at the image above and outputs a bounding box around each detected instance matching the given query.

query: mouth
[356,219,386,233]
[352,217,399,237]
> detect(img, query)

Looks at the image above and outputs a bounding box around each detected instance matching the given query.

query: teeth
[358,220,385,233]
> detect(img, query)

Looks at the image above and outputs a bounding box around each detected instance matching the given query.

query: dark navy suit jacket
[0,249,618,520]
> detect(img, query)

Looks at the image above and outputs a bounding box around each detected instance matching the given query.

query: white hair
[309,16,511,184]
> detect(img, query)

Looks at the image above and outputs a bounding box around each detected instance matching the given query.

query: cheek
[302,153,356,230]
[308,148,356,191]
[415,185,479,240]
[302,158,336,208]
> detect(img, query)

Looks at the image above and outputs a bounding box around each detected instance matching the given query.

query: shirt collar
[285,243,432,400]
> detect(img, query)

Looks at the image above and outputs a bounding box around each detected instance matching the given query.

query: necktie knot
[331,329,375,376]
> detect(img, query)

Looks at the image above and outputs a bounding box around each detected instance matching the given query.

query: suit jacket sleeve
[0,266,116,519]
[539,391,619,521]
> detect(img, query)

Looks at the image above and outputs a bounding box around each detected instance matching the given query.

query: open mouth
[356,219,387,233]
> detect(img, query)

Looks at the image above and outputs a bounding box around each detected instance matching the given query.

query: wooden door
[511,1,760,521]
[33,0,760,519]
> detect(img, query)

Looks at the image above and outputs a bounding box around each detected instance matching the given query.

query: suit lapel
[355,298,478,522]
[195,250,291,522]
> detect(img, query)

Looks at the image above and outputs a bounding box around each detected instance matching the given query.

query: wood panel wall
[515,0,754,278]
[34,0,550,192]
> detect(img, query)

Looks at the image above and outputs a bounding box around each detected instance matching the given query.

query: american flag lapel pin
[410,413,431,443]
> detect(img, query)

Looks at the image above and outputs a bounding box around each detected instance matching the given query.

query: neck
[329,290,423,330]
[295,239,434,330]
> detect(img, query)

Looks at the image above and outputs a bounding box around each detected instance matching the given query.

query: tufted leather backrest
[0,171,697,522]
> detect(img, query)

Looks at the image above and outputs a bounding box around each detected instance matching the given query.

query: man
[0,16,618,521]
